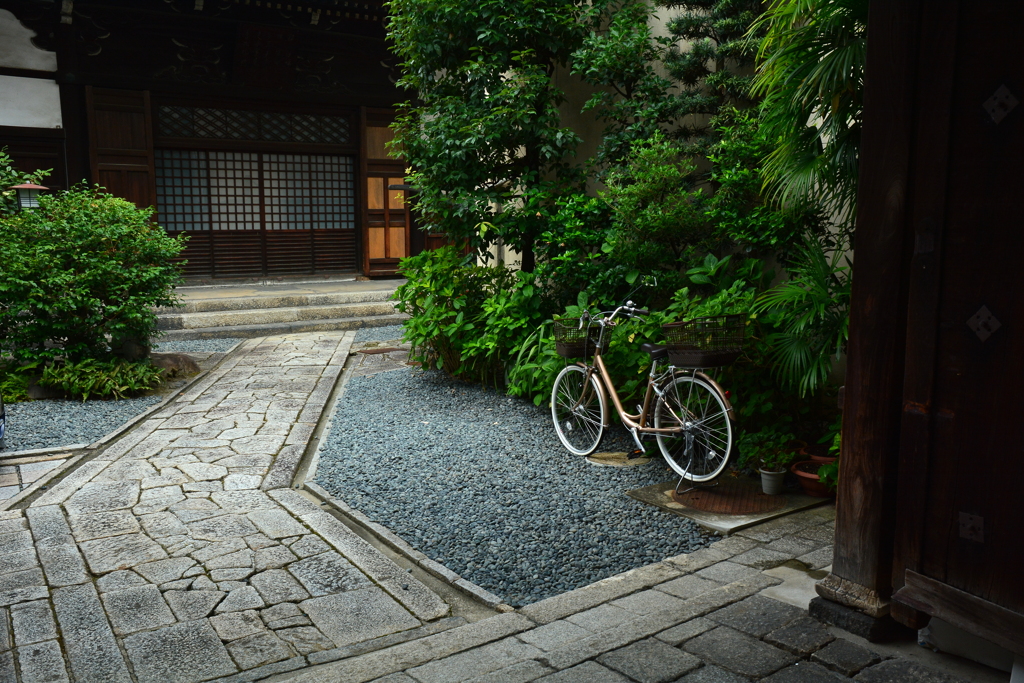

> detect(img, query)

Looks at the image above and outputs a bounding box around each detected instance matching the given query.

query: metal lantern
[10,183,47,210]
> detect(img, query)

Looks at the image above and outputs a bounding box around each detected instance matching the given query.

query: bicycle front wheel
[551,365,606,456]
[654,375,732,482]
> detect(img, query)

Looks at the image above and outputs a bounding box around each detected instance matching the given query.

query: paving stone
[63,481,140,515]
[96,570,148,593]
[212,568,255,582]
[189,515,260,541]
[300,588,420,648]
[220,580,248,592]
[36,543,89,586]
[610,589,686,615]
[179,461,229,481]
[290,534,331,558]
[192,538,248,562]
[0,651,13,682]
[195,577,222,593]
[598,638,701,683]
[729,548,795,570]
[98,460,159,481]
[405,636,542,683]
[707,595,803,637]
[79,533,168,574]
[68,510,141,541]
[254,545,297,571]
[695,561,760,584]
[217,586,266,613]
[811,638,882,676]
[210,609,266,641]
[762,661,849,682]
[655,575,721,600]
[10,601,58,646]
[852,658,970,683]
[142,471,190,489]
[134,556,197,584]
[210,490,276,513]
[288,552,368,596]
[736,517,814,543]
[161,578,195,590]
[674,664,748,682]
[0,517,26,534]
[0,607,9,651]
[0,530,34,555]
[683,627,798,679]
[764,536,821,557]
[225,474,263,490]
[246,509,307,539]
[276,626,335,654]
[123,619,238,683]
[184,481,224,493]
[51,583,132,683]
[0,549,39,575]
[655,617,716,646]
[261,602,304,624]
[17,640,69,683]
[517,620,590,652]
[797,547,834,570]
[206,549,255,570]
[765,616,835,656]
[101,584,176,636]
[565,604,634,633]
[250,569,311,604]
[141,510,191,538]
[164,590,226,620]
[226,630,294,670]
[0,568,45,594]
[535,660,630,682]
[24,507,73,548]
[244,533,277,551]
[795,523,835,545]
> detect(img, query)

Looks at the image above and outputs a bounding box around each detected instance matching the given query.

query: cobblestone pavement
[0,333,453,683]
[0,457,69,501]
[276,507,980,683]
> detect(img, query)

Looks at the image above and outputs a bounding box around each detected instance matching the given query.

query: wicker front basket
[663,314,745,367]
[553,317,600,358]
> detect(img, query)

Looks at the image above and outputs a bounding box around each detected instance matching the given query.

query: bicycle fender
[695,371,735,421]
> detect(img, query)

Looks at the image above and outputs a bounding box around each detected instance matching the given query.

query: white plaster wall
[0,9,57,71]
[0,76,63,128]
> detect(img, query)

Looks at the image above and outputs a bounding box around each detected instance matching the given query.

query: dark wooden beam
[815,0,921,617]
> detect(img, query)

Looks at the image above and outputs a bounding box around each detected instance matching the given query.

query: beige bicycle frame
[582,351,735,432]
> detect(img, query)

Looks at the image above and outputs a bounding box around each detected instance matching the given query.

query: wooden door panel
[86,87,156,209]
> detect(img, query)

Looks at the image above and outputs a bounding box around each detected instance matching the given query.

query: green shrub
[0,184,185,363]
[40,357,163,401]
[0,360,37,403]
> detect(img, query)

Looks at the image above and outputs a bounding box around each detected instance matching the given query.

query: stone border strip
[295,349,515,613]
[0,444,89,461]
[0,341,245,511]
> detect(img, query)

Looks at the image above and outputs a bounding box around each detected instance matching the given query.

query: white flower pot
[759,469,785,495]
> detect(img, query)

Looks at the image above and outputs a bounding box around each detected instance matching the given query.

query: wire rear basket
[553,317,601,358]
[663,314,745,367]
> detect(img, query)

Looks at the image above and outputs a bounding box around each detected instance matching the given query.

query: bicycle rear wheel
[654,374,732,482]
[551,365,606,456]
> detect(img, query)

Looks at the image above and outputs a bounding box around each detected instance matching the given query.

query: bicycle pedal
[626,449,646,460]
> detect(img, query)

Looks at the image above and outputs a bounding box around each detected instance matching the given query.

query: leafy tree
[751,0,868,233]
[388,0,589,270]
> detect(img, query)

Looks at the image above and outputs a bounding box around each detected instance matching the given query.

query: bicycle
[550,303,743,484]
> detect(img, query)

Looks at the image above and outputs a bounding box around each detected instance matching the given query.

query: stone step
[155,312,409,340]
[155,285,399,315]
[157,300,400,331]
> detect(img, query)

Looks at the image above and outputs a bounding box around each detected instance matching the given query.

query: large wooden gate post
[813,0,921,622]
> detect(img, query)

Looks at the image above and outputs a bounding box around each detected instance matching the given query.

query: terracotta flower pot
[801,442,837,463]
[791,460,834,498]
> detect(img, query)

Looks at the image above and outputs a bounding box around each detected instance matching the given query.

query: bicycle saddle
[640,343,668,361]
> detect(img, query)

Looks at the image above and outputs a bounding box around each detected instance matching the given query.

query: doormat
[586,451,652,468]
[626,475,831,535]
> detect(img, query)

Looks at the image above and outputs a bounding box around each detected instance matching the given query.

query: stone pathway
[0,456,69,501]
[0,333,453,683]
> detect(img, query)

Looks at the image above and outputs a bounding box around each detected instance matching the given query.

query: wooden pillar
[814,0,921,618]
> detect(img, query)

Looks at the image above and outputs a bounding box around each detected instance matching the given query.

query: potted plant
[738,428,798,495]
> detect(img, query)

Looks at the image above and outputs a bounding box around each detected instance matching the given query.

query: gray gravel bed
[354,325,406,343]
[2,395,163,453]
[316,368,716,607]
[153,338,242,354]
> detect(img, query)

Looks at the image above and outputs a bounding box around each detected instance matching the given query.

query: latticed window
[157,106,351,145]
[155,150,355,232]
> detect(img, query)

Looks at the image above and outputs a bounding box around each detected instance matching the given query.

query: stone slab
[683,626,798,679]
[300,588,421,649]
[51,583,132,683]
[226,630,294,670]
[10,601,58,646]
[100,584,176,636]
[597,638,702,683]
[123,619,238,683]
[17,640,69,683]
[288,552,369,596]
[165,590,226,621]
[78,533,168,574]
[706,595,804,638]
[810,638,882,676]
